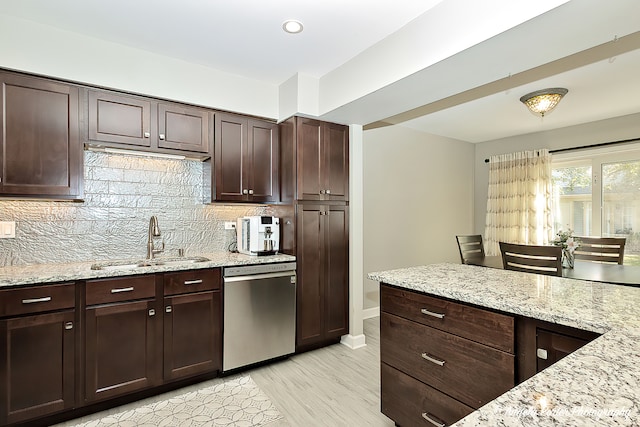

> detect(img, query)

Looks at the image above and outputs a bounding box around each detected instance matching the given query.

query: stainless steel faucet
[147,215,165,259]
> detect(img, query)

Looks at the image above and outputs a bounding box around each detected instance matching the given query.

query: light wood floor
[58,318,392,427]
[249,317,394,427]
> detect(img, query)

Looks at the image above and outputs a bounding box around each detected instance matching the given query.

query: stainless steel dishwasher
[223,262,296,371]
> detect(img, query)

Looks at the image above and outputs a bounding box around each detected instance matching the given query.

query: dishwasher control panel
[223,262,297,277]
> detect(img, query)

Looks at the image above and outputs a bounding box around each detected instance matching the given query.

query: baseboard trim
[340,334,367,350]
[362,307,380,320]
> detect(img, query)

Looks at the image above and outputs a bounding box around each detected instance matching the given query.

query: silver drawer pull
[184,279,203,285]
[111,287,134,294]
[65,322,73,330]
[421,308,445,319]
[421,352,446,366]
[22,296,52,304]
[149,309,155,316]
[166,306,172,313]
[422,412,446,427]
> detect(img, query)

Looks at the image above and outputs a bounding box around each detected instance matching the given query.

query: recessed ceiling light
[282,20,303,34]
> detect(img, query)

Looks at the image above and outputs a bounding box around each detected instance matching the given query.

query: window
[552,146,640,265]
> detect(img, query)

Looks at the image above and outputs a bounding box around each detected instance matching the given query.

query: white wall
[0,14,278,119]
[363,125,475,311]
[474,112,640,234]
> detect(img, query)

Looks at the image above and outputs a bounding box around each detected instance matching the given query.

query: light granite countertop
[0,251,296,289]
[369,263,640,426]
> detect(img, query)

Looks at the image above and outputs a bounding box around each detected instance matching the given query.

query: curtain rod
[483,137,640,163]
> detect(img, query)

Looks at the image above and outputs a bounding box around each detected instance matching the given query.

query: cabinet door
[85,299,160,402]
[0,310,75,425]
[163,291,221,381]
[88,90,152,147]
[296,204,325,348]
[536,328,592,373]
[324,123,349,201]
[214,113,247,201]
[296,118,323,200]
[247,119,279,203]
[0,72,81,198]
[324,205,349,339]
[158,103,211,154]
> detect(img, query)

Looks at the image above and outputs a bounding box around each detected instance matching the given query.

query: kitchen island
[369,263,640,426]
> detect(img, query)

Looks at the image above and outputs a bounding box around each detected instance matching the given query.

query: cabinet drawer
[381,362,473,427]
[0,283,75,317]
[86,275,156,306]
[381,312,514,409]
[164,269,220,296]
[381,284,514,353]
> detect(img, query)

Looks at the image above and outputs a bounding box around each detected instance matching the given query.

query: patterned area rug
[69,376,283,427]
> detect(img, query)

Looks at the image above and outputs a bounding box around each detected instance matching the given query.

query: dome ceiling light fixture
[519,88,568,117]
[282,20,304,34]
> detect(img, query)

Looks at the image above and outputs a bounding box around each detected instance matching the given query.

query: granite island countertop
[369,263,640,426]
[0,251,296,289]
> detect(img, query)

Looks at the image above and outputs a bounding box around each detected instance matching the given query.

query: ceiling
[1,0,640,144]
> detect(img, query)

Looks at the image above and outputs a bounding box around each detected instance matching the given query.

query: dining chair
[574,237,626,264]
[499,242,562,277]
[456,235,485,263]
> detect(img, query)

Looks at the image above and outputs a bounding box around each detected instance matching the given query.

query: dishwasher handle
[224,271,296,283]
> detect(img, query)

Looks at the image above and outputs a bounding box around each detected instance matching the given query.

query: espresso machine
[236,216,280,256]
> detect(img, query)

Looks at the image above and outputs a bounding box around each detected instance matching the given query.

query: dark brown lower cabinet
[163,291,221,381]
[0,310,76,425]
[516,317,600,383]
[381,363,473,427]
[84,298,161,402]
[84,275,161,403]
[296,203,349,350]
[380,284,515,426]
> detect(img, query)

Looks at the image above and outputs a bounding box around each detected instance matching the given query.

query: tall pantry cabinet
[280,117,350,351]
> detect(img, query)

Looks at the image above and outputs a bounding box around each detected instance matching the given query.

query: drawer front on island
[381,312,514,409]
[381,284,514,353]
[381,363,474,427]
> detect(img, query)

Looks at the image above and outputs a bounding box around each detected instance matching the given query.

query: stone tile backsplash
[0,151,268,267]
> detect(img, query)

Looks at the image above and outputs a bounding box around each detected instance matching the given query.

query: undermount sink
[91,256,210,271]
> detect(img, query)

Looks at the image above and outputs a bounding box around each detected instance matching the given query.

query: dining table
[465,255,640,287]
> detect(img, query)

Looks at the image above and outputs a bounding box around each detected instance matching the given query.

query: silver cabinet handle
[422,412,446,427]
[65,321,73,330]
[319,189,325,194]
[166,306,172,313]
[243,189,248,195]
[421,352,446,366]
[22,296,52,304]
[184,279,203,285]
[537,348,548,360]
[421,308,445,319]
[326,189,331,194]
[248,189,254,195]
[144,132,150,138]
[149,309,155,316]
[111,287,134,294]
[159,133,165,140]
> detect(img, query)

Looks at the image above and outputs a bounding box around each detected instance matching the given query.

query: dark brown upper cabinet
[0,71,82,200]
[89,90,152,148]
[280,117,349,203]
[88,89,212,156]
[209,112,279,203]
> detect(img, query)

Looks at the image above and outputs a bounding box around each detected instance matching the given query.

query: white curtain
[484,149,555,256]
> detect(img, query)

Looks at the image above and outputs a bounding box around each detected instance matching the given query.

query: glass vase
[562,248,574,268]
